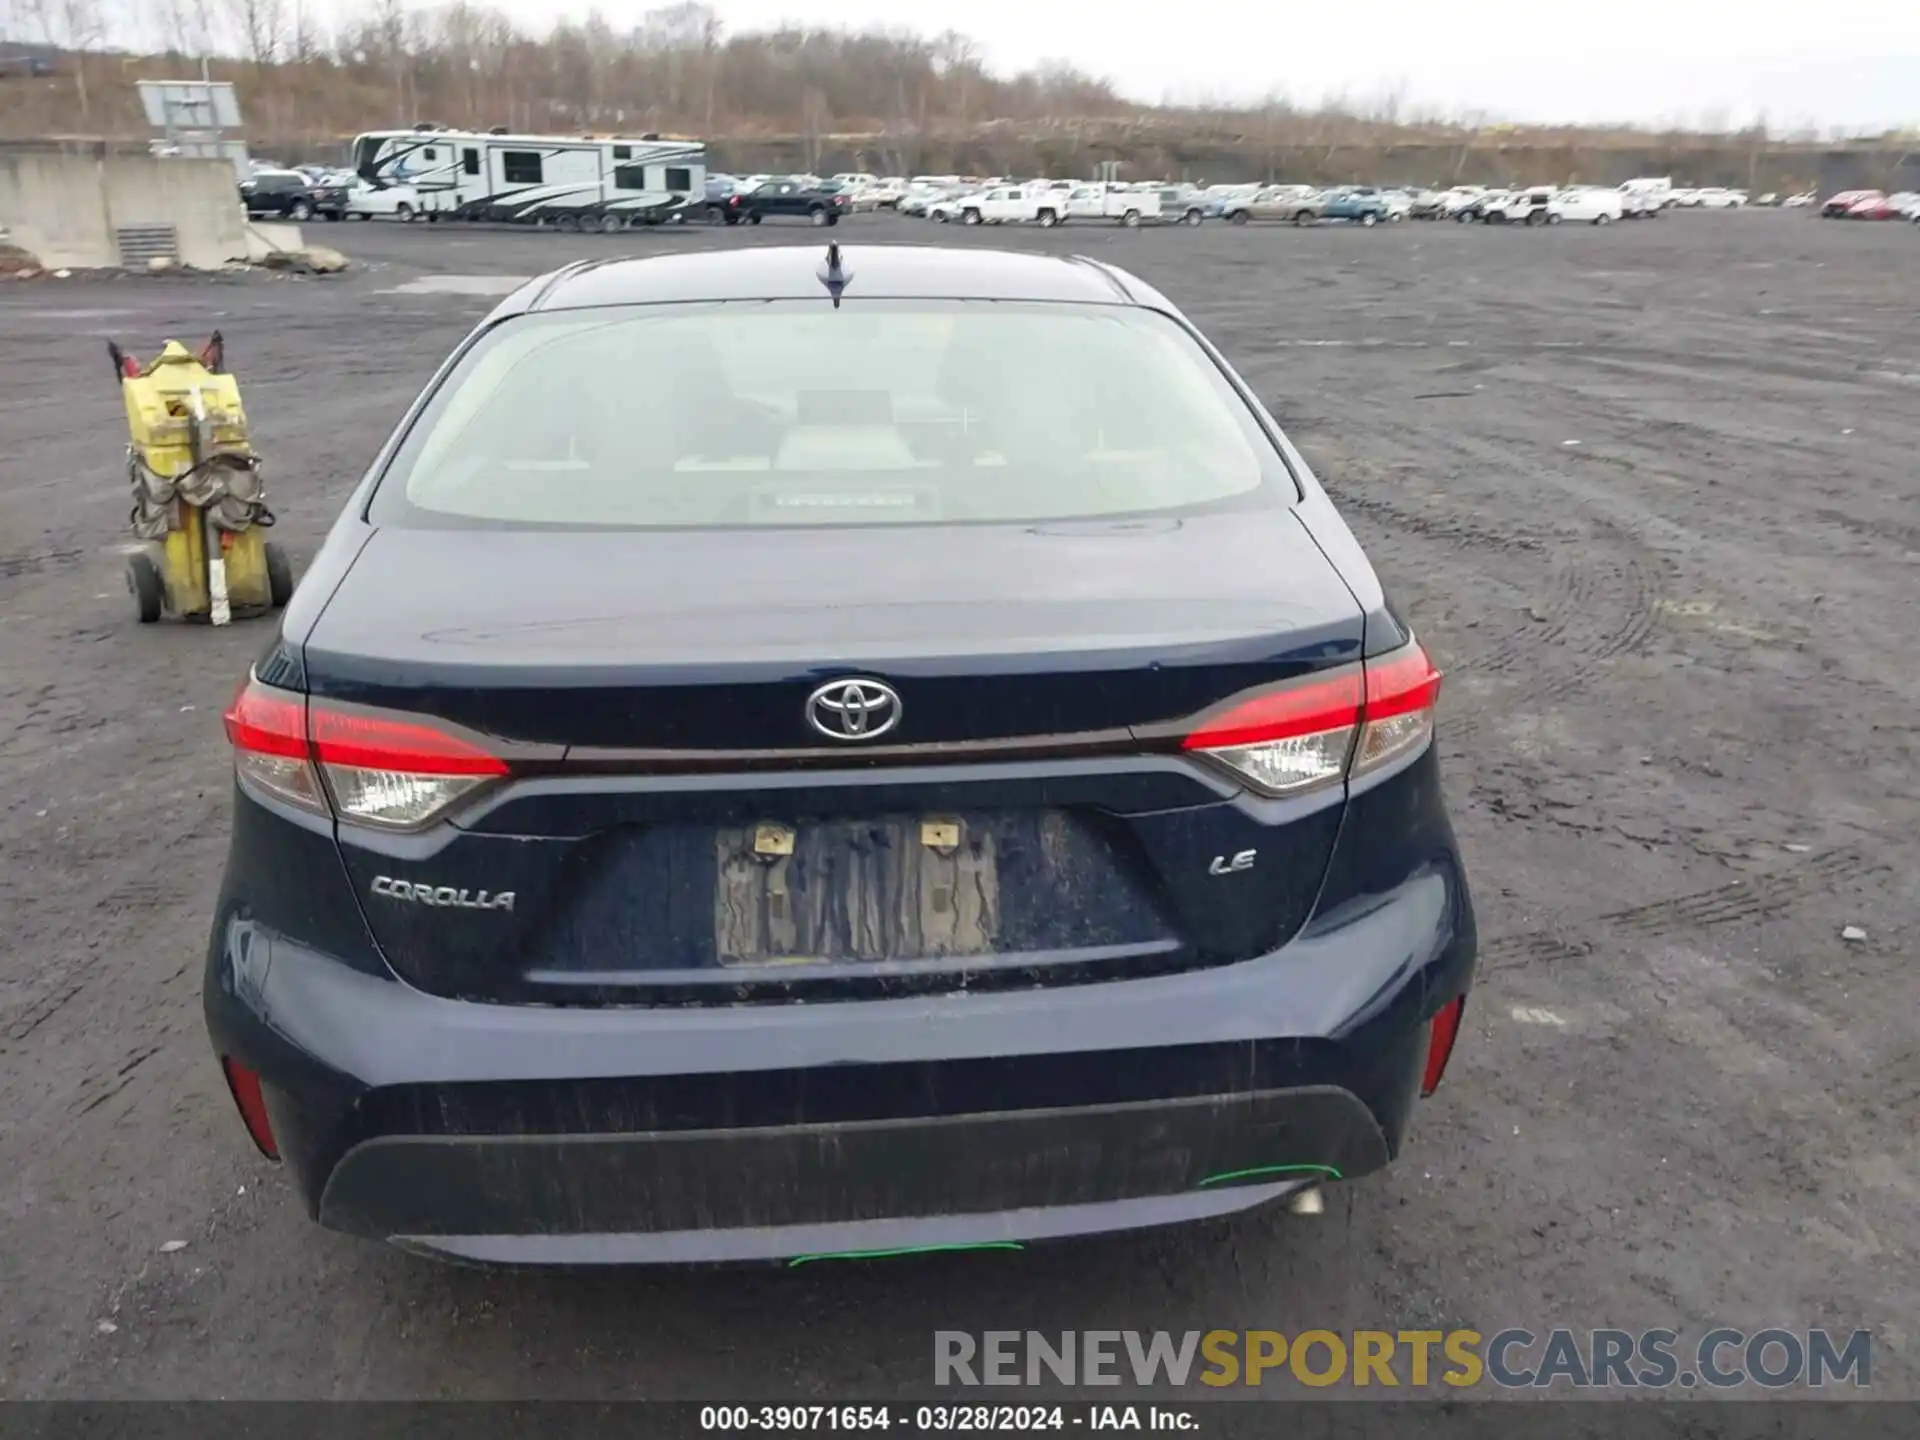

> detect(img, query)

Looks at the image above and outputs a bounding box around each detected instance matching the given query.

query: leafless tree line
[2,0,1139,139]
[0,0,1890,180]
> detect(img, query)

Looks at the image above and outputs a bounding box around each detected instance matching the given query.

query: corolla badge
[807,678,901,741]
[371,876,515,911]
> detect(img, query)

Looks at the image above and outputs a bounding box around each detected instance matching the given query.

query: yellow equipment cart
[111,332,293,624]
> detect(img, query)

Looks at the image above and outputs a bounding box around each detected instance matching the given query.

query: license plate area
[715,815,999,966]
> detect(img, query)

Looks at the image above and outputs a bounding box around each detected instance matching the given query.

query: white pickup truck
[928,186,1068,226]
[1065,183,1161,227]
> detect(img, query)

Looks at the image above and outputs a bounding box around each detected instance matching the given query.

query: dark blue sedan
[204,243,1477,1265]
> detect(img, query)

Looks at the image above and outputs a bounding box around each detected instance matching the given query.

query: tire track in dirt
[1812,508,1920,556]
[0,545,84,582]
[1368,430,1665,738]
[1325,474,1662,739]
[1332,487,1545,555]
[1478,847,1887,973]
[0,795,226,1052]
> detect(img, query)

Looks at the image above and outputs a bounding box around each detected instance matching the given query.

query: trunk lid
[308,509,1365,1002]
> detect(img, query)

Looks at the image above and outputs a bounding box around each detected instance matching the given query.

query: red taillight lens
[1354,642,1442,777]
[220,1056,279,1159]
[1182,667,1363,751]
[223,676,506,829]
[309,709,506,776]
[1181,640,1442,796]
[1421,995,1466,1097]
[223,679,326,814]
[1182,666,1361,795]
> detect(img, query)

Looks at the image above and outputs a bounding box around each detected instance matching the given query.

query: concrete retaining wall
[0,145,249,269]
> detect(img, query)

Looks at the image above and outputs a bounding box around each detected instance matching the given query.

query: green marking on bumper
[787,1241,1026,1268]
[1198,1162,1343,1188]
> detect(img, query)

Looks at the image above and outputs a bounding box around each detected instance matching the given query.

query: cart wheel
[127,551,164,624]
[265,542,296,609]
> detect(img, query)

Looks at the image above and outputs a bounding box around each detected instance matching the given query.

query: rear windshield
[371,298,1291,529]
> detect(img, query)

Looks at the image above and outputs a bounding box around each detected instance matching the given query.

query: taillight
[1182,640,1441,795]
[223,681,325,814]
[1421,994,1466,1097]
[220,1056,279,1159]
[223,676,506,829]
[1182,666,1361,794]
[1354,642,1442,777]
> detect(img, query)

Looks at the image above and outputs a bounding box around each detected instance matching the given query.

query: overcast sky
[454,0,1920,132]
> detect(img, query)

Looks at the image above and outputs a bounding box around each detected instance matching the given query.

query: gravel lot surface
[0,209,1914,1404]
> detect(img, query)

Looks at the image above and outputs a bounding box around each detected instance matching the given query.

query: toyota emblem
[806,678,901,741]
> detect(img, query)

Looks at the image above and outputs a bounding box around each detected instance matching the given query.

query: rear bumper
[207,846,1474,1263]
[326,1087,1385,1265]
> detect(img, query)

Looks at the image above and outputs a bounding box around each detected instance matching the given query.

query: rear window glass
[372,299,1290,530]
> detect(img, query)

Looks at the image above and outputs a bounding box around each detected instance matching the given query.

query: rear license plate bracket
[715,816,1001,966]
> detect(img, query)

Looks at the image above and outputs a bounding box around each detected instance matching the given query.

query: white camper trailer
[349,126,706,229]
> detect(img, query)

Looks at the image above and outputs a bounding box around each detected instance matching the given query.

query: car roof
[516,245,1160,313]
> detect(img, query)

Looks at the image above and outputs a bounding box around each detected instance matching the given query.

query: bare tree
[223,0,285,67]
[640,3,723,137]
[285,0,321,65]
[801,84,829,172]
[23,0,105,119]
[161,0,214,55]
[0,0,1880,191]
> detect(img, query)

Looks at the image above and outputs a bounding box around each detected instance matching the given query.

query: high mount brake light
[1182,641,1442,796]
[222,677,506,829]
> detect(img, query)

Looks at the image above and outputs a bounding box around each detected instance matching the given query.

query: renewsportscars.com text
[933,1328,1872,1390]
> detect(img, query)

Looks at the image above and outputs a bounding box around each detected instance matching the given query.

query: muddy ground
[0,210,1914,1404]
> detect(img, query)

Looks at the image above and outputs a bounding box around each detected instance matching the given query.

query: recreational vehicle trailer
[349,126,706,229]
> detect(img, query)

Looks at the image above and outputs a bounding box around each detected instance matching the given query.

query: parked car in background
[1484,187,1554,224]
[1438,186,1489,219]
[1550,186,1624,225]
[343,179,419,222]
[1405,188,1449,219]
[1820,189,1880,217]
[1782,190,1817,208]
[1694,188,1747,208]
[1153,184,1208,225]
[238,169,319,221]
[1201,183,1261,218]
[304,171,355,221]
[1895,193,1920,220]
[699,173,745,220]
[1617,185,1666,218]
[1378,189,1414,220]
[1315,188,1393,225]
[1842,193,1905,220]
[1222,184,1318,224]
[1064,183,1158,227]
[1462,189,1518,222]
[928,186,1046,226]
[725,177,850,226]
[898,183,958,217]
